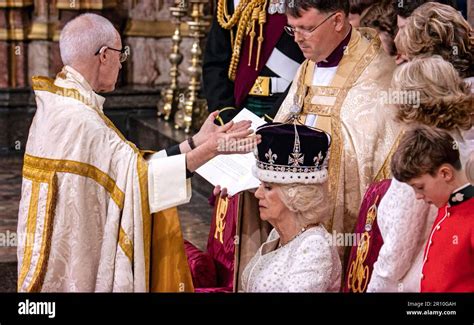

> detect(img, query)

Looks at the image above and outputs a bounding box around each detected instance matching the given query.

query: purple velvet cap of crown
[253,122,331,184]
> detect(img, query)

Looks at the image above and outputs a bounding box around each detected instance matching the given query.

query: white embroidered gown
[241,225,341,292]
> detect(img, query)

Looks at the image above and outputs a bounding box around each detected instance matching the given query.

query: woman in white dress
[241,121,341,292]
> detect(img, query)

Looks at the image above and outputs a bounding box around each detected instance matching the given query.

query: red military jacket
[421,184,474,292]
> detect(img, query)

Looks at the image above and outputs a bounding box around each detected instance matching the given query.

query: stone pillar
[0,1,33,88]
[28,0,57,80]
[124,0,194,86]
[0,9,8,87]
[9,9,29,87]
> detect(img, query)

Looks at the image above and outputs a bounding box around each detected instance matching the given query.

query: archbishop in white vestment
[17,64,194,292]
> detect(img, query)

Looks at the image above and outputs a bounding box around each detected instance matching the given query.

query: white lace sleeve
[284,233,340,292]
[367,179,431,292]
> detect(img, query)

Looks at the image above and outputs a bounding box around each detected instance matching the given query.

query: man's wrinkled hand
[193,111,254,147]
[193,111,258,148]
[185,114,261,172]
[203,120,261,156]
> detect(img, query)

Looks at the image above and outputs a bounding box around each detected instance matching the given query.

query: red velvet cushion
[184,240,218,288]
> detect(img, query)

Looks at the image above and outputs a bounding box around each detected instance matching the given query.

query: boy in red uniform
[390,125,474,292]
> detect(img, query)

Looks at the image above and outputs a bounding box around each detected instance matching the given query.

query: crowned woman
[241,121,342,292]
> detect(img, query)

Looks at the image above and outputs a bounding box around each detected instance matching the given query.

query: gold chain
[217,0,251,30]
[228,0,266,81]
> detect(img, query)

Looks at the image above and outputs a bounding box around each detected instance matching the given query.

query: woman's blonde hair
[392,55,473,131]
[276,183,329,228]
[394,2,474,78]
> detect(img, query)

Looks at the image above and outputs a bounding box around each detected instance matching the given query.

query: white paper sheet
[196,108,266,196]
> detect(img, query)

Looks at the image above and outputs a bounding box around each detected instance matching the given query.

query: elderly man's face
[287,8,341,63]
[98,32,123,92]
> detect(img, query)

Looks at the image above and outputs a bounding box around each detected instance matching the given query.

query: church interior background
[0,0,217,291]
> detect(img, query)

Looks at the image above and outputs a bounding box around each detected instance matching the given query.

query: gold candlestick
[174,0,209,134]
[158,1,187,121]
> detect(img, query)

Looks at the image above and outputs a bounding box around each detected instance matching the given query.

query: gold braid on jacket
[217,0,250,30]
[217,0,268,81]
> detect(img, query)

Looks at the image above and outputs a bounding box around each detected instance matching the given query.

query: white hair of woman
[277,183,330,228]
[59,13,118,66]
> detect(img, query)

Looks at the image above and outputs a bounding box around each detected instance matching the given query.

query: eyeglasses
[94,45,129,63]
[284,12,337,38]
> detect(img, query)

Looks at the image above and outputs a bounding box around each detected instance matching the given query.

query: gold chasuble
[17,67,193,292]
[275,28,401,258]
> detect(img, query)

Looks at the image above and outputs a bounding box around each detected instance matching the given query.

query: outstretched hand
[193,111,258,149]
[185,111,261,173]
[203,119,261,156]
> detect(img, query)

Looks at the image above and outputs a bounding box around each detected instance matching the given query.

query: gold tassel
[255,0,268,71]
[217,0,251,30]
[228,0,266,81]
[248,7,260,66]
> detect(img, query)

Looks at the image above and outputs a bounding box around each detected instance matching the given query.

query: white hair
[59,13,118,66]
[277,183,330,228]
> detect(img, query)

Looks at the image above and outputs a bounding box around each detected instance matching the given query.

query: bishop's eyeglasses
[284,12,337,38]
[94,45,129,63]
